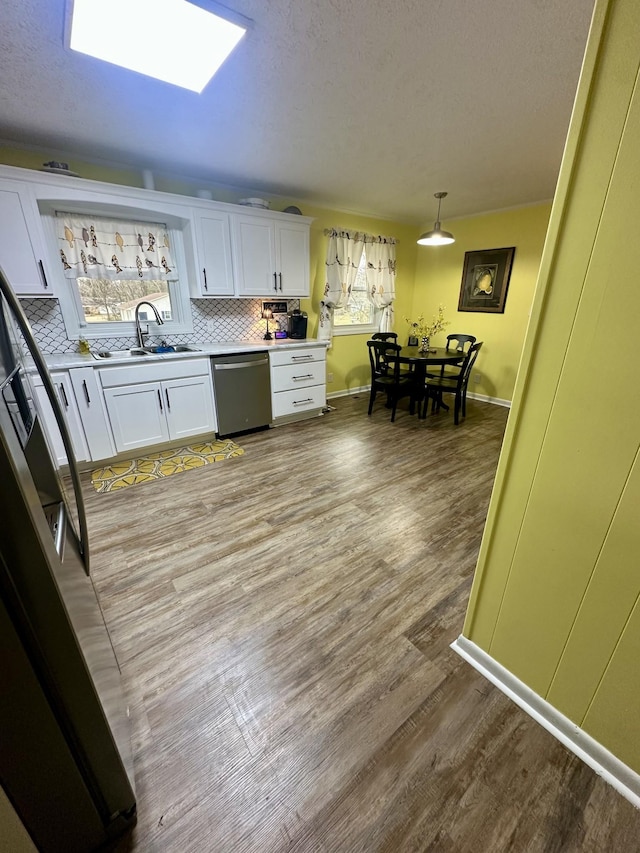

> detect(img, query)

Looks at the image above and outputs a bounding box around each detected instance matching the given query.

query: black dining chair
[367,340,416,422]
[424,341,483,424]
[446,333,477,353]
[439,333,478,379]
[371,332,398,343]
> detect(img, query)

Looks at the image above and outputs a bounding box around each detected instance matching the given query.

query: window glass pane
[76,278,171,324]
[333,250,374,326]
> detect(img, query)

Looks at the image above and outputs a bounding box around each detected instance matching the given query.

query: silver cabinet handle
[82,379,90,404]
[165,388,171,410]
[38,259,49,289]
[157,389,163,412]
[292,355,313,361]
[292,374,314,380]
[59,383,69,407]
[292,398,313,406]
[203,268,208,291]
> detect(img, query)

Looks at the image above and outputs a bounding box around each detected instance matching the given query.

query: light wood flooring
[83,394,640,852]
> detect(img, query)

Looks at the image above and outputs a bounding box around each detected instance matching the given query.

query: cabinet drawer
[269,346,326,368]
[271,360,325,393]
[271,384,325,419]
[99,357,210,388]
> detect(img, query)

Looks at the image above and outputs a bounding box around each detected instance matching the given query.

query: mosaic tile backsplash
[19,297,300,354]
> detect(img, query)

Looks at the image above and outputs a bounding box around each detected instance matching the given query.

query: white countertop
[41,338,328,370]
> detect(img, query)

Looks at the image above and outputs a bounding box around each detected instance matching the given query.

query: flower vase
[420,336,430,353]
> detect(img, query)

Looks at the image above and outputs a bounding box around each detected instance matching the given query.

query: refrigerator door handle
[0,267,91,574]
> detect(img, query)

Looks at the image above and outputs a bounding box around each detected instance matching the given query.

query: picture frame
[458,246,515,313]
[407,335,419,347]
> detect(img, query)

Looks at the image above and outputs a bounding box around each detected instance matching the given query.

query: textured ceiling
[0,0,595,224]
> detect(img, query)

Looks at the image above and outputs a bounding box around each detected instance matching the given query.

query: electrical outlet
[473,372,481,384]
[206,319,215,333]
[327,372,334,383]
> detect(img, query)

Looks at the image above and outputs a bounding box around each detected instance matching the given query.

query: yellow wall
[462,0,640,772]
[412,204,551,402]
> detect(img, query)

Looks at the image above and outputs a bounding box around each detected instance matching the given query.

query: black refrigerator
[0,267,136,851]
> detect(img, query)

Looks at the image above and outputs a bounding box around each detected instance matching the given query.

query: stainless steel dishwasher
[211,352,272,436]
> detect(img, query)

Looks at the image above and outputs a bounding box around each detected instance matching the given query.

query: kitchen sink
[93,349,150,359]
[92,345,200,359]
[142,344,201,353]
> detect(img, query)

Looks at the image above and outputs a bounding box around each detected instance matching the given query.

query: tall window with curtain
[319,228,397,342]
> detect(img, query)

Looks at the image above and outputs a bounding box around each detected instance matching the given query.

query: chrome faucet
[134,301,164,349]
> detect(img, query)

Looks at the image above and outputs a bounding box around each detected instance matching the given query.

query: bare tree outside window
[76,278,171,323]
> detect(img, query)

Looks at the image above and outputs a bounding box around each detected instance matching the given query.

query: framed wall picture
[458,246,515,313]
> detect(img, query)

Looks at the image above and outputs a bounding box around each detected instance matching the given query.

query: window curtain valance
[319,228,397,341]
[56,213,177,281]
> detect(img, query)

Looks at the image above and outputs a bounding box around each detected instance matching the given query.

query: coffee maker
[288,309,308,339]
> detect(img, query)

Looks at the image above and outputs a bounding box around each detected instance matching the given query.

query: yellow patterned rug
[90,440,244,493]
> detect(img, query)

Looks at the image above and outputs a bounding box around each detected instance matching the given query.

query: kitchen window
[333,249,379,335]
[41,206,193,341]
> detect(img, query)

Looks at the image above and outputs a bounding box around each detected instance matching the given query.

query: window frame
[39,200,193,341]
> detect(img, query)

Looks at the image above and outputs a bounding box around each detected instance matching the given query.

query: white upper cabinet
[276,219,310,297]
[0,165,312,301]
[231,214,278,296]
[0,180,53,296]
[192,210,234,296]
[230,213,310,297]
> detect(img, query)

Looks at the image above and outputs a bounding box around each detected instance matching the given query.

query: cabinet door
[0,182,51,296]
[103,382,169,454]
[30,372,88,465]
[163,376,217,440]
[231,214,278,296]
[276,221,310,296]
[69,367,115,461]
[195,212,234,296]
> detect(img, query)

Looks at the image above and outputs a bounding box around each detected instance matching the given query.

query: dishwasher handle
[213,359,268,371]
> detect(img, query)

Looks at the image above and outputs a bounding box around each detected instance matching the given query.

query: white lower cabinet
[30,371,89,466]
[163,375,217,440]
[269,346,326,423]
[100,359,217,454]
[103,382,170,453]
[68,367,115,461]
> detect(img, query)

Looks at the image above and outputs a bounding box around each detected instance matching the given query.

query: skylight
[68,0,247,93]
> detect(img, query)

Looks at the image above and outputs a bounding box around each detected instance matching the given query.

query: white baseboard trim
[451,636,640,809]
[327,386,511,408]
[466,391,511,408]
[327,385,370,400]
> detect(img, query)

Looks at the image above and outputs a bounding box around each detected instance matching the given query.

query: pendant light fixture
[417,191,455,246]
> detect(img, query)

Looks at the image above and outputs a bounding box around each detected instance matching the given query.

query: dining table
[389,345,466,419]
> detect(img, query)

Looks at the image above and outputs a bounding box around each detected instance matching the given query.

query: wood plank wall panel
[462,0,639,650]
